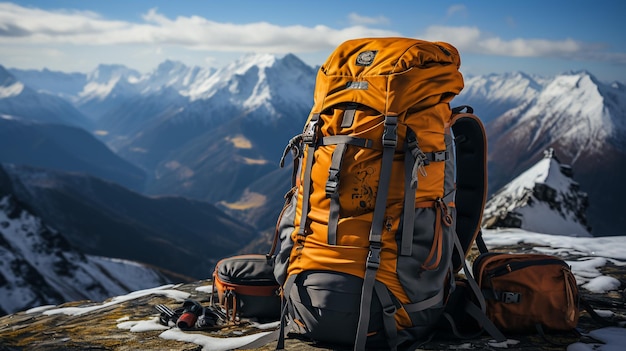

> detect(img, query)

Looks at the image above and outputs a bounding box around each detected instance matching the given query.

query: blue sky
[1,1,625,82]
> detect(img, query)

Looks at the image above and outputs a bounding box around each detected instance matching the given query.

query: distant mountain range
[1,51,625,315]
[0,116,145,191]
[2,56,626,240]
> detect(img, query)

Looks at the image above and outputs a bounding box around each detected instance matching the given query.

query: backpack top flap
[311,37,464,116]
[450,109,488,272]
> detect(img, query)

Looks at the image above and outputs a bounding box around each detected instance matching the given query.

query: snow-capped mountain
[5,57,626,236]
[111,53,315,214]
[453,72,547,123]
[0,189,172,316]
[483,149,591,237]
[483,71,626,236]
[0,66,91,129]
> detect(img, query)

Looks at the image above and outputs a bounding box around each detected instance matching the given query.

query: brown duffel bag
[473,252,579,333]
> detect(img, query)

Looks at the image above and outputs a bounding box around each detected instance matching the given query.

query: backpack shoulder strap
[450,105,488,272]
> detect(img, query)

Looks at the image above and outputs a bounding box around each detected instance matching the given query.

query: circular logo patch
[356,50,378,66]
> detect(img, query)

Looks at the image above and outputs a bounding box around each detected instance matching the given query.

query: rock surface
[1,243,625,351]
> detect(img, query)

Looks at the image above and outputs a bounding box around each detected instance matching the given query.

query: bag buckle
[502,292,521,304]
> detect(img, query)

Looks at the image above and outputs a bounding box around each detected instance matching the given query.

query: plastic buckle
[382,116,398,148]
[502,292,521,304]
[325,170,339,197]
[383,304,397,317]
[366,245,381,269]
[433,151,449,162]
[303,120,318,145]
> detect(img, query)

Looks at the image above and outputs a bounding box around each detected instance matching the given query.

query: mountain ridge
[4,58,626,235]
[1,163,257,279]
[483,149,591,236]
[0,179,173,316]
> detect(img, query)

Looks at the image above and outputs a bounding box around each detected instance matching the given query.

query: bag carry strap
[374,281,398,351]
[296,114,320,247]
[276,273,297,350]
[354,115,398,351]
[452,234,507,343]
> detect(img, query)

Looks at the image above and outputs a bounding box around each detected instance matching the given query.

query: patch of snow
[195,285,214,294]
[159,328,273,351]
[43,285,189,316]
[568,327,626,351]
[0,81,24,98]
[25,305,57,314]
[583,276,621,294]
[483,229,626,260]
[117,317,169,332]
[487,338,520,348]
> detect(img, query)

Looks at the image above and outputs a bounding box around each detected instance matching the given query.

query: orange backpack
[273,37,488,350]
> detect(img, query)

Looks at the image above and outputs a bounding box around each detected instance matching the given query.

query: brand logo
[355,50,377,66]
[346,81,369,90]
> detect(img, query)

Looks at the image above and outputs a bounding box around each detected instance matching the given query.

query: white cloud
[446,4,468,18]
[347,13,390,26]
[421,25,613,62]
[0,3,397,54]
[0,2,622,70]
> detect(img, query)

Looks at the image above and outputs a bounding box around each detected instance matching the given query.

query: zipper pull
[384,217,393,232]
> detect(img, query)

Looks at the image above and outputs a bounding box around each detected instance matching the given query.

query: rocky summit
[1,232,625,351]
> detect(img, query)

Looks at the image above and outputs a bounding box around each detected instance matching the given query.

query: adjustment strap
[320,135,373,148]
[453,234,506,342]
[464,300,507,342]
[326,143,348,245]
[279,134,303,188]
[403,289,444,313]
[355,115,398,351]
[277,274,297,350]
[374,281,398,351]
[340,103,358,128]
[401,130,417,256]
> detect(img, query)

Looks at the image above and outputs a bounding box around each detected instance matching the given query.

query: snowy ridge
[482,71,626,162]
[483,149,591,237]
[522,73,612,161]
[462,72,544,105]
[0,194,170,315]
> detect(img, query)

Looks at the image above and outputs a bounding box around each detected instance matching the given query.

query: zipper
[422,199,445,270]
[486,258,569,278]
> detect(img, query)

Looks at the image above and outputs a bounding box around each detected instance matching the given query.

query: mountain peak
[87,64,141,83]
[483,148,592,237]
[235,53,278,69]
[0,65,19,88]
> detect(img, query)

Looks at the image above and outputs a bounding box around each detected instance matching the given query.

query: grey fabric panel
[217,254,277,286]
[273,187,298,285]
[444,132,456,198]
[235,294,281,318]
[288,271,387,347]
[396,206,455,307]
